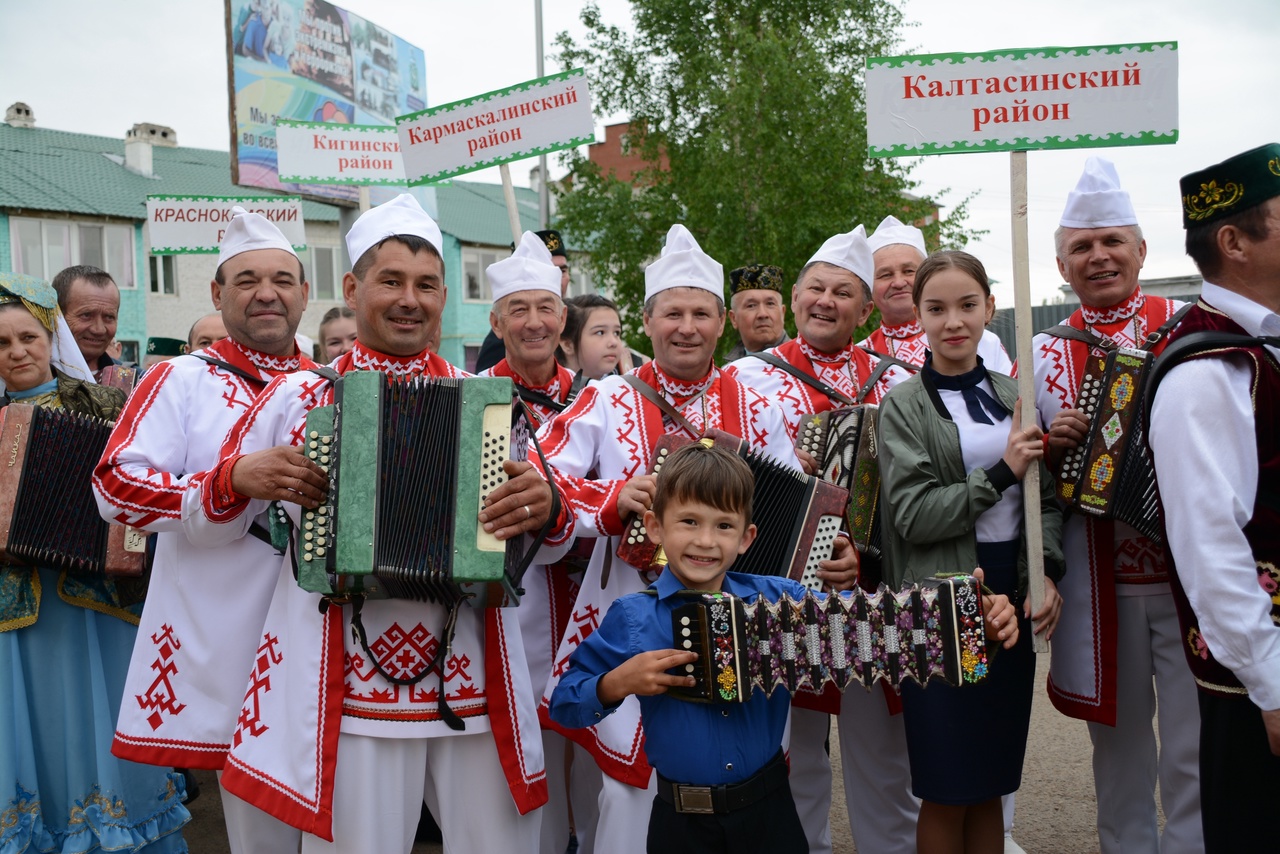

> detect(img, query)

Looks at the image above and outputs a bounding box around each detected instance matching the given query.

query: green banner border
[274,119,398,133]
[274,122,404,185]
[867,40,1177,69]
[869,130,1179,158]
[406,135,596,186]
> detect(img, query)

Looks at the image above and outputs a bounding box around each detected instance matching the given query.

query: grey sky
[2,0,1273,308]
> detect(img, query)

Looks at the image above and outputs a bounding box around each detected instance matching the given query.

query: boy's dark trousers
[646,752,807,854]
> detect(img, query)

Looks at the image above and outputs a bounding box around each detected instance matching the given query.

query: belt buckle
[675,785,714,814]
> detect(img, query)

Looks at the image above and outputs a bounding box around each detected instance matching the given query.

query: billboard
[224,0,426,203]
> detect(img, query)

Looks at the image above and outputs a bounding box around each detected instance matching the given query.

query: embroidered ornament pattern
[136,623,187,730]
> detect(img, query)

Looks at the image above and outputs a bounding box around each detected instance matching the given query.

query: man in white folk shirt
[533,223,862,854]
[1149,143,1280,853]
[94,208,319,854]
[859,214,1013,373]
[1034,157,1201,854]
[181,194,557,853]
[723,225,915,854]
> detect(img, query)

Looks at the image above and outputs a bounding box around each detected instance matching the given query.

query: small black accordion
[0,403,145,577]
[1056,346,1162,542]
[668,576,988,704]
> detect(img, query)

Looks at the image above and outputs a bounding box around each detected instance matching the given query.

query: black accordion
[1056,346,1162,543]
[0,403,145,577]
[668,576,988,704]
[295,371,530,608]
[796,405,881,559]
[617,430,849,589]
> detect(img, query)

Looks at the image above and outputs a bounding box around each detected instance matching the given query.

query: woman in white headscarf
[0,272,190,853]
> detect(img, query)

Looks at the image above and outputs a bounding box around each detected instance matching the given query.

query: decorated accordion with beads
[0,403,145,577]
[617,430,849,589]
[1055,347,1162,543]
[796,405,881,559]
[668,576,988,704]
[293,371,529,608]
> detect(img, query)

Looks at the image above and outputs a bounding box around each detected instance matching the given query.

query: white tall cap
[216,206,299,269]
[345,193,444,268]
[487,231,562,302]
[643,224,724,303]
[1059,157,1138,229]
[867,215,926,258]
[806,225,873,287]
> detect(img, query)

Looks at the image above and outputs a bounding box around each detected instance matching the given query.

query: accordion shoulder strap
[1038,324,1112,351]
[856,351,917,403]
[1142,304,1195,351]
[189,353,269,386]
[516,385,567,416]
[308,365,341,383]
[622,375,702,436]
[747,351,857,407]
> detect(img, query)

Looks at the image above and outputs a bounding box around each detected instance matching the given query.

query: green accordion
[295,371,528,608]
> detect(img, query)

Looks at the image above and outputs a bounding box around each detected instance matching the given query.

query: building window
[118,340,140,364]
[9,216,135,288]
[567,262,594,299]
[149,255,177,295]
[462,246,510,302]
[309,246,341,300]
[463,344,481,374]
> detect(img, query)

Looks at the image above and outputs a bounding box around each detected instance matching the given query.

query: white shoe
[1004,836,1027,854]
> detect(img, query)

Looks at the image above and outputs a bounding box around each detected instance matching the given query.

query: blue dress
[0,379,189,853]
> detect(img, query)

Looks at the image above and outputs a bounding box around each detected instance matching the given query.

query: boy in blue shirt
[549,442,808,853]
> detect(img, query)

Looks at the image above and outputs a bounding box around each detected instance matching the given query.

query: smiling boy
[549,442,808,854]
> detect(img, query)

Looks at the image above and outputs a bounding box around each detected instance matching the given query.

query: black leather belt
[656,751,788,815]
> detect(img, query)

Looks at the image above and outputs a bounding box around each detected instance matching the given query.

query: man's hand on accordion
[229,446,329,509]
[815,535,860,592]
[1046,407,1090,468]
[597,649,698,706]
[479,460,553,540]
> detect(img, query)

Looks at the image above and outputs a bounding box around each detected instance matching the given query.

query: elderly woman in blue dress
[0,273,189,853]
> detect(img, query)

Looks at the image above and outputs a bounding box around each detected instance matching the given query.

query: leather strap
[656,750,788,814]
[1039,303,1194,353]
[748,351,856,406]
[622,375,702,437]
[189,353,268,386]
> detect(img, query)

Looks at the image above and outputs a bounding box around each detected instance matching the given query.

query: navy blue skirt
[899,540,1035,805]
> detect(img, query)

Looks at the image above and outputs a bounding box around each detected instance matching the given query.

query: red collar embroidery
[649,362,715,400]
[798,337,857,365]
[225,338,303,373]
[349,342,435,376]
[881,319,923,340]
[1081,288,1145,327]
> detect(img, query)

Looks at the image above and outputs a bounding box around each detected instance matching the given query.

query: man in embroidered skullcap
[723,225,915,854]
[1033,157,1202,854]
[859,215,1012,373]
[724,263,790,362]
[476,228,573,373]
[187,193,554,852]
[534,223,860,854]
[1148,143,1280,853]
[142,336,187,369]
[94,205,317,853]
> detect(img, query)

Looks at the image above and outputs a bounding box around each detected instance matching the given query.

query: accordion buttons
[304,532,313,541]
[310,431,318,439]
[308,451,318,459]
[316,547,326,557]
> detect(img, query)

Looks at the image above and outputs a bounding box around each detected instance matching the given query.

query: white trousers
[1087,593,1202,854]
[540,731,602,854]
[299,731,541,854]
[834,687,919,854]
[218,772,302,854]
[594,769,656,854]
[789,706,834,854]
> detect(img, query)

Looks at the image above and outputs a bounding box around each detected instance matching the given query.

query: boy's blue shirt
[549,567,806,785]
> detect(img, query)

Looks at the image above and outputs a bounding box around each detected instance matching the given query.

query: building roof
[433,179,542,247]
[0,123,340,222]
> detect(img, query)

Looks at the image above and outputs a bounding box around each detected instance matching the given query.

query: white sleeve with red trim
[94,360,202,533]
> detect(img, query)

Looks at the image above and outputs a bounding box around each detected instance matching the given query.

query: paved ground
[182,655,1155,852]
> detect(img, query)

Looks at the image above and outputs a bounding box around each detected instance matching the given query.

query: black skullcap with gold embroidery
[534,229,567,258]
[728,264,785,297]
[146,337,186,357]
[1181,143,1280,229]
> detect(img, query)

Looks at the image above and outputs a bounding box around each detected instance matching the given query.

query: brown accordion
[796,405,881,558]
[1055,346,1162,543]
[0,403,145,577]
[668,576,989,704]
[616,430,848,589]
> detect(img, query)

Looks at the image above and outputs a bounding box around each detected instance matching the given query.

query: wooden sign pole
[500,163,524,245]
[1010,150,1048,654]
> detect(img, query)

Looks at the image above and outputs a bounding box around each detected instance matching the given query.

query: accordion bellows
[668,576,988,704]
[0,403,145,577]
[296,371,528,608]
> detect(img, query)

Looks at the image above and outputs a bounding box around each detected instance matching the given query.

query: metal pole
[536,0,549,229]
[1011,150,1048,654]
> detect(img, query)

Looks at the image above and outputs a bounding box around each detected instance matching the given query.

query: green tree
[553,0,978,355]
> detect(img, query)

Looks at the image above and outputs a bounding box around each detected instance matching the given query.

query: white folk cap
[216,206,299,269]
[1059,157,1138,229]
[487,231,562,302]
[806,225,874,287]
[643,224,724,302]
[867,214,926,258]
[345,193,444,268]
